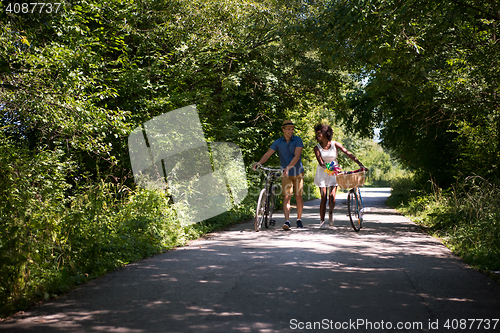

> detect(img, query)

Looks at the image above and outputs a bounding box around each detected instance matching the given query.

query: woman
[313,124,365,229]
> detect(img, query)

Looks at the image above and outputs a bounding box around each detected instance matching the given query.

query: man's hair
[314,123,333,141]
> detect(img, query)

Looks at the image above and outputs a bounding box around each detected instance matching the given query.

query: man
[253,120,304,230]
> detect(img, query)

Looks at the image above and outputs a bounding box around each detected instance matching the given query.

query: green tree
[1,0,347,314]
[303,0,499,186]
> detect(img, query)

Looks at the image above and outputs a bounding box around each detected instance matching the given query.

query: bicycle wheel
[348,189,362,232]
[266,185,277,227]
[255,188,267,231]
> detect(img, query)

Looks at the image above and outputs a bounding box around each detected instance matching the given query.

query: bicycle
[254,165,282,232]
[336,168,367,232]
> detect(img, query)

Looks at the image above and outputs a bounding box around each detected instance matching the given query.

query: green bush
[0,134,73,315]
[0,140,255,318]
[388,175,500,277]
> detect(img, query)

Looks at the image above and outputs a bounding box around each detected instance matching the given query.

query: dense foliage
[1,0,498,318]
[304,0,499,187]
[0,0,345,316]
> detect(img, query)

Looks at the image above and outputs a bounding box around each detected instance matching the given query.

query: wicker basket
[336,171,366,190]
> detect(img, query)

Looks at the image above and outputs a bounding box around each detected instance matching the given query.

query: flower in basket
[324,161,342,176]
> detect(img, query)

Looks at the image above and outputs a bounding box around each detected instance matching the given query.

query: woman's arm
[314,145,326,167]
[334,141,364,167]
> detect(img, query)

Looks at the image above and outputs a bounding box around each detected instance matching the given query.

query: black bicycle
[254,165,281,232]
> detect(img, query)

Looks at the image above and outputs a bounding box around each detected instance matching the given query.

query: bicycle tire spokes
[268,184,278,226]
[255,188,267,231]
[254,166,281,232]
[348,189,362,232]
[264,196,270,229]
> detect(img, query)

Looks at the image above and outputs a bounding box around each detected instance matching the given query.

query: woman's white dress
[314,142,338,187]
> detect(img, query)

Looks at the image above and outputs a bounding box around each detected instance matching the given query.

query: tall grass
[0,180,258,318]
[1,182,182,317]
[388,175,500,278]
[0,166,257,319]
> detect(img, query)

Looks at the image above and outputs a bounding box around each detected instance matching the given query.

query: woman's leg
[328,186,337,224]
[319,187,327,221]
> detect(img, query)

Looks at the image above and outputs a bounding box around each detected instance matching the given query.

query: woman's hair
[314,123,333,141]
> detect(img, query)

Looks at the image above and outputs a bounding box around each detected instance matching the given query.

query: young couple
[253,120,365,230]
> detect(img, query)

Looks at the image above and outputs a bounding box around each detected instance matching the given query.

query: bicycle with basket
[336,168,367,232]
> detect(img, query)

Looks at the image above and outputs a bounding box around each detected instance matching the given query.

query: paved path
[2,188,499,332]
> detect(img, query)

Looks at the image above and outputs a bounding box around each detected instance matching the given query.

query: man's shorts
[282,173,304,197]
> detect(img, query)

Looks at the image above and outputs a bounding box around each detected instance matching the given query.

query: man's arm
[283,147,303,176]
[253,148,276,170]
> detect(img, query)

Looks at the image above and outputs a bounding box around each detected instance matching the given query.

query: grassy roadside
[1,156,327,319]
[386,175,500,283]
[0,183,256,320]
[0,167,319,320]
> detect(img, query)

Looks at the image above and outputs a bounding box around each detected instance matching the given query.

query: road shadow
[2,188,500,333]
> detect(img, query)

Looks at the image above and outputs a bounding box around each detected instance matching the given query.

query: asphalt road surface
[2,188,499,333]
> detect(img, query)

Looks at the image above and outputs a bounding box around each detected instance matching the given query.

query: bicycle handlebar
[255,164,282,172]
[254,164,283,178]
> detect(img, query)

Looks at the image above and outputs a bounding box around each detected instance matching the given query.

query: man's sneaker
[319,221,326,229]
[296,220,303,228]
[282,221,291,230]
